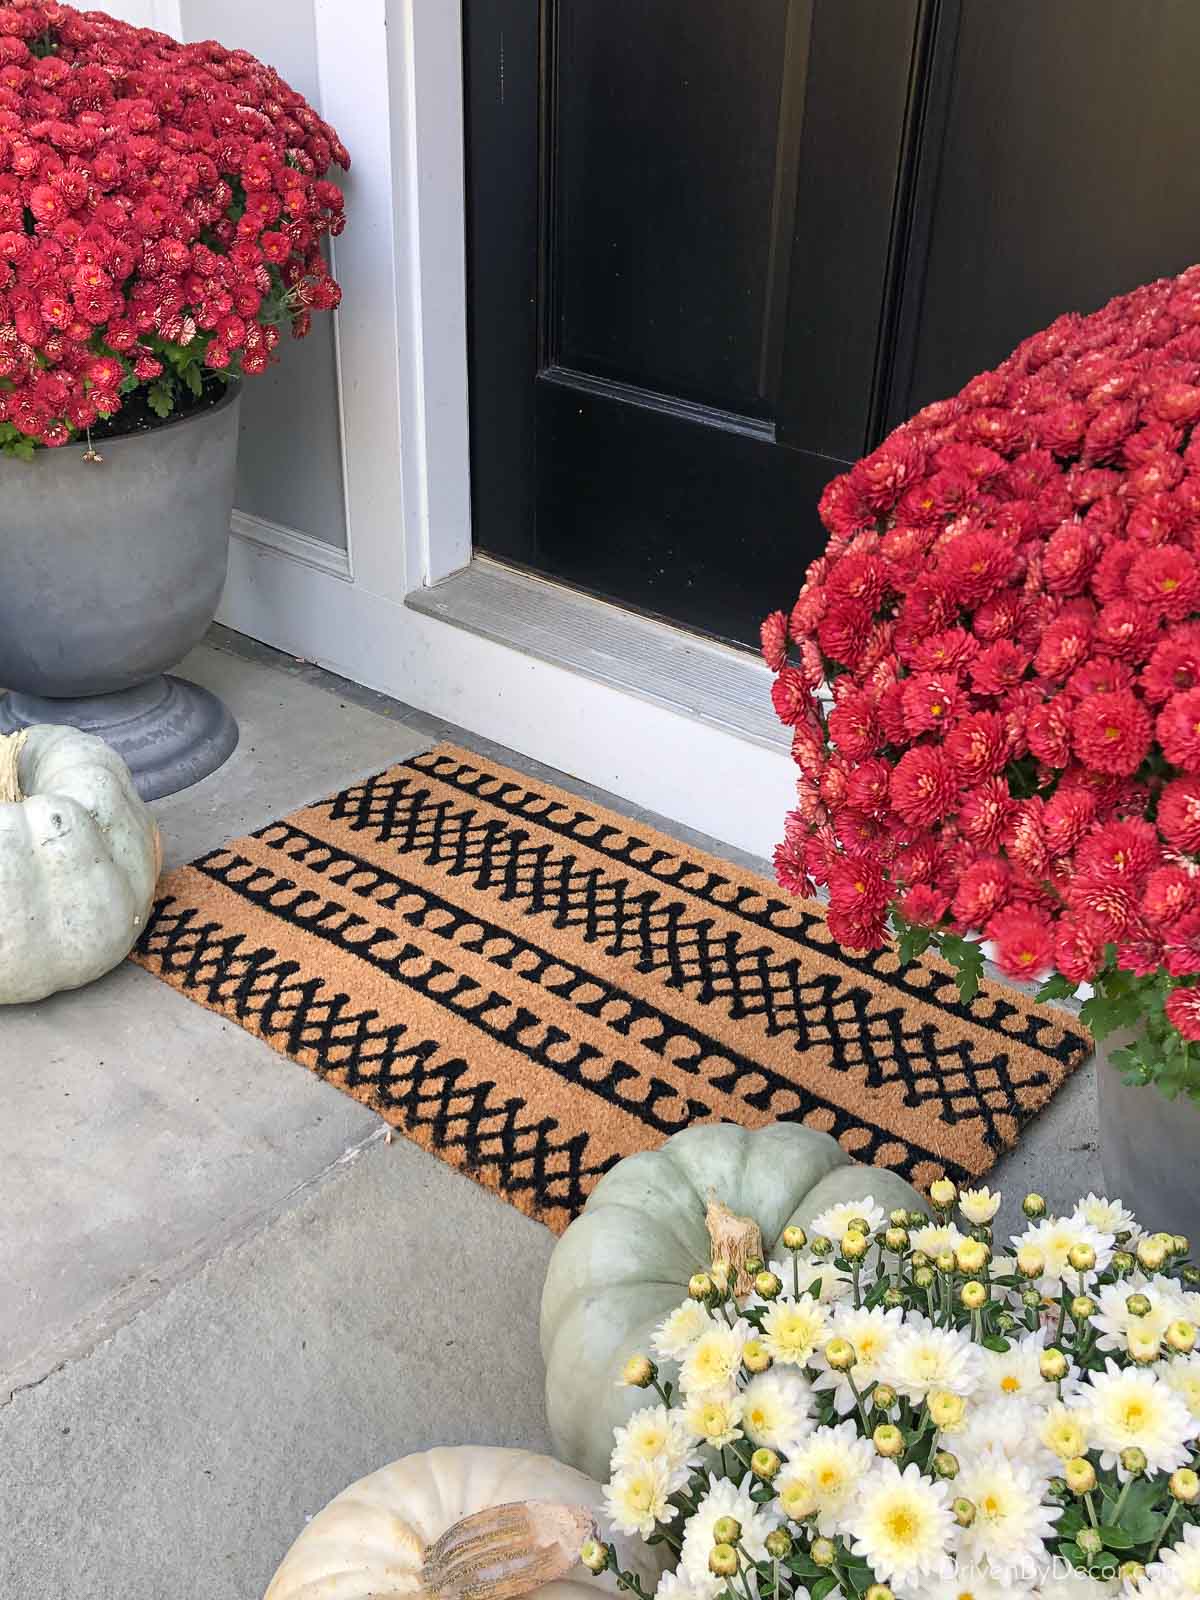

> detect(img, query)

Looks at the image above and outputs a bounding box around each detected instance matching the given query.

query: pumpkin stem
[0,728,29,805]
[421,1501,598,1600]
[705,1193,765,1298]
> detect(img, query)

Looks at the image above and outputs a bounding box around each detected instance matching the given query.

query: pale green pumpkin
[0,726,160,1004]
[539,1122,923,1480]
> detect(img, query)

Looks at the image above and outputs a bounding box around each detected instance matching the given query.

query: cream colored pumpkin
[0,726,161,1004]
[540,1122,923,1480]
[263,1446,660,1600]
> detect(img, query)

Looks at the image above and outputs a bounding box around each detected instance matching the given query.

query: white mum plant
[578,1182,1200,1600]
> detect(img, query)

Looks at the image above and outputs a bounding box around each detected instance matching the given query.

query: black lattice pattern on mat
[136,901,614,1219]
[314,768,1083,1149]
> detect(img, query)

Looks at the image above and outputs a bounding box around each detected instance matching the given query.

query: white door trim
[217,0,796,861]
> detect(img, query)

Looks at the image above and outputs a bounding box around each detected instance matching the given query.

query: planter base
[0,675,238,802]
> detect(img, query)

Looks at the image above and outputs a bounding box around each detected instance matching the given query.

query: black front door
[464,1,1200,650]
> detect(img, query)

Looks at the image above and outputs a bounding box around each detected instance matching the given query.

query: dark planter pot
[1097,1026,1200,1237]
[0,385,240,799]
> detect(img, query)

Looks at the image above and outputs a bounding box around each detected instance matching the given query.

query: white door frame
[217,0,796,860]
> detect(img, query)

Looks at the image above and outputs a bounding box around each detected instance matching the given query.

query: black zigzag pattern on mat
[135,898,617,1219]
[311,771,1063,1152]
[390,752,1090,1072]
[241,820,966,1173]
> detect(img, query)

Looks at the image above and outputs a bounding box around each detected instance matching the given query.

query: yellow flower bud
[580,1540,609,1575]
[928,1390,966,1429]
[1137,1236,1168,1272]
[935,1249,956,1275]
[1022,1193,1046,1218]
[873,1384,897,1412]
[1174,1235,1190,1257]
[953,1497,976,1528]
[1078,1529,1104,1558]
[811,1235,834,1258]
[754,1270,783,1301]
[1118,1563,1146,1588]
[1121,1447,1148,1477]
[956,1238,990,1274]
[1171,1468,1200,1504]
[1128,1327,1161,1364]
[709,1545,739,1578]
[885,1227,910,1253]
[889,1209,910,1228]
[914,1266,935,1290]
[620,1355,656,1388]
[743,1338,772,1374]
[1022,1288,1043,1310]
[1016,1245,1046,1279]
[1046,1416,1087,1460]
[932,1450,959,1479]
[960,1279,987,1310]
[866,1587,895,1600]
[1039,1347,1068,1382]
[1126,1293,1152,1317]
[1168,1320,1197,1354]
[1112,1250,1135,1276]
[910,1250,930,1270]
[908,1210,928,1229]
[1067,1242,1096,1272]
[930,1178,958,1209]
[709,1262,731,1294]
[873,1423,904,1458]
[824,1338,857,1372]
[841,1229,869,1260]
[810,1538,837,1569]
[744,1258,764,1278]
[781,1225,807,1252]
[713,1517,742,1546]
[689,1272,714,1301]
[1071,1295,1096,1322]
[751,1448,781,1481]
[765,1529,794,1560]
[778,1477,815,1520]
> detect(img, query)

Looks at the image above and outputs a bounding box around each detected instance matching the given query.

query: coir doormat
[132,744,1091,1231]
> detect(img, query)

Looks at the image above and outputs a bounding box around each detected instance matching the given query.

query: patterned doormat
[132,744,1091,1231]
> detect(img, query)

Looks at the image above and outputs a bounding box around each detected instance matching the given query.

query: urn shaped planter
[0,385,241,801]
[1096,1027,1200,1240]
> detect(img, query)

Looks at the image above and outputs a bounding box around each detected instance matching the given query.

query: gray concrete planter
[1097,1026,1200,1236]
[0,385,240,799]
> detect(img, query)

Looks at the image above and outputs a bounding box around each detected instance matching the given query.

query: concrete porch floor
[0,629,1101,1599]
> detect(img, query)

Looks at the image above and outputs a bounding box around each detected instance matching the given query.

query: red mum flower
[1042,521,1099,594]
[818,474,874,539]
[1140,628,1200,704]
[761,610,788,672]
[828,854,889,919]
[900,672,959,738]
[1034,611,1094,680]
[1143,865,1200,929]
[1157,688,1200,772]
[1071,690,1152,776]
[969,639,1030,697]
[1092,598,1160,663]
[938,529,1017,605]
[1158,777,1200,853]
[773,839,813,898]
[889,746,959,827]
[1054,920,1104,985]
[1116,917,1166,978]
[1165,985,1200,1042]
[1164,911,1200,978]
[1127,547,1200,620]
[986,906,1055,980]
[770,667,810,727]
[1091,541,1140,604]
[952,855,1013,929]
[818,603,872,668]
[899,884,950,927]
[826,690,877,760]
[1042,785,1098,856]
[944,710,1011,783]
[850,435,926,514]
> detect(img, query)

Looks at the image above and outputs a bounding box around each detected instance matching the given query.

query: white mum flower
[1161,1352,1200,1426]
[1091,1276,1178,1355]
[911,1221,965,1258]
[653,1301,717,1362]
[808,1196,886,1242]
[761,1294,830,1367]
[1070,1193,1137,1240]
[680,1476,778,1587]
[782,1420,875,1535]
[1147,1523,1200,1598]
[1011,1218,1114,1290]
[978,1330,1067,1408]
[882,1313,981,1403]
[846,1460,954,1590]
[681,1391,744,1450]
[960,1188,1003,1226]
[611,1405,699,1488]
[956,1399,1057,1477]
[812,1303,904,1415]
[928,1561,1031,1600]
[1083,1360,1194,1478]
[603,1458,677,1538]
[741,1369,815,1455]
[955,1445,1060,1577]
[654,1570,720,1600]
[679,1320,751,1397]
[1032,1568,1118,1600]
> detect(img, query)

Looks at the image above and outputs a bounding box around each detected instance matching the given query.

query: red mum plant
[767,261,1200,1100]
[0,0,348,457]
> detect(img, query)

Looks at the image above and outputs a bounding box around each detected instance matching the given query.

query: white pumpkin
[540,1122,924,1480]
[0,725,161,1004]
[263,1445,661,1600]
